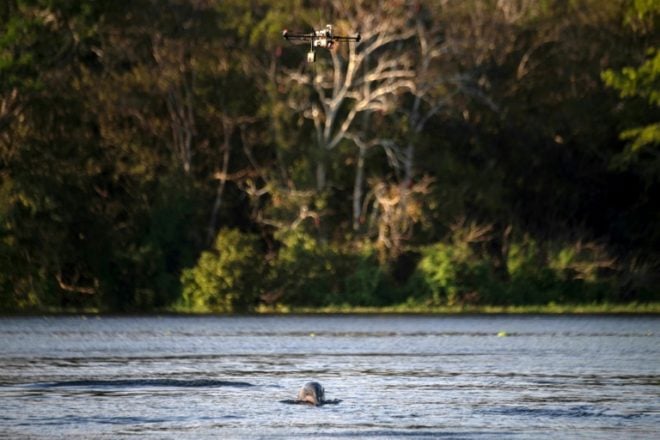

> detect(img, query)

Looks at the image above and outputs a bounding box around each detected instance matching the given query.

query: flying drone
[282,24,361,63]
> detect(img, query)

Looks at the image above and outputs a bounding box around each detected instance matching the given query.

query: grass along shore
[6,301,659,316]
[253,301,660,315]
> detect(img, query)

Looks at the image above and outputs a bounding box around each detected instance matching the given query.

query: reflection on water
[0,315,658,438]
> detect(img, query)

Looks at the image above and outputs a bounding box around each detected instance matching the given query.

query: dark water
[1,315,658,439]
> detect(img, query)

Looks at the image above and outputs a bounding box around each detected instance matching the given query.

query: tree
[278,0,419,229]
[602,1,659,162]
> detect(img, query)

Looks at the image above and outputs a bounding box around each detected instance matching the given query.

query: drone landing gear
[307,50,316,63]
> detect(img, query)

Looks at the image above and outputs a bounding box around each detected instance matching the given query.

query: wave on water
[481,405,645,420]
[27,379,254,388]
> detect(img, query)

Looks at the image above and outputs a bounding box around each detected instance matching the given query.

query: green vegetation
[1,1,658,314]
[180,229,265,313]
[260,302,660,315]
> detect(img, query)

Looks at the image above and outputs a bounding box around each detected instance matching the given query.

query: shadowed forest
[1,0,658,313]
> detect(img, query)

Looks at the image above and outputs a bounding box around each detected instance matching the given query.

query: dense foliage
[1,0,658,312]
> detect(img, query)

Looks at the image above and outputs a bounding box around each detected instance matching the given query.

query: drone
[282,24,361,63]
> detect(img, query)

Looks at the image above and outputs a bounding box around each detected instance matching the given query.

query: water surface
[1,315,658,438]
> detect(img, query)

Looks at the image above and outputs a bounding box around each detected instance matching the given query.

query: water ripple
[27,379,254,388]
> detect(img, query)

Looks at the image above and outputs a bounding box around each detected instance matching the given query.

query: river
[1,315,658,439]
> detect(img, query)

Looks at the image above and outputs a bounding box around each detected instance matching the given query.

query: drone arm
[333,34,361,43]
[283,29,360,43]
[283,30,315,42]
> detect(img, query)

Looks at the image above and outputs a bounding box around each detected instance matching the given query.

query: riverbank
[253,301,660,315]
[4,301,659,316]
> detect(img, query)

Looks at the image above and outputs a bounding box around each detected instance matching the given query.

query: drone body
[283,24,361,62]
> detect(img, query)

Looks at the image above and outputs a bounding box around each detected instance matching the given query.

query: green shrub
[407,242,499,306]
[270,231,340,306]
[180,228,265,312]
[269,233,386,308]
[505,240,558,304]
[342,247,384,306]
[507,239,614,304]
[407,237,619,307]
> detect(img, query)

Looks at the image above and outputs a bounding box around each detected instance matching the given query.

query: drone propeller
[282,29,361,43]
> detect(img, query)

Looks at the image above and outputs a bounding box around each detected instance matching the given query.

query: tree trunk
[352,144,367,230]
[206,120,233,244]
